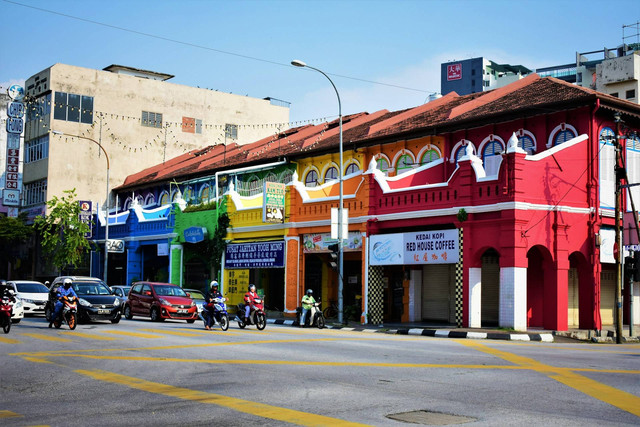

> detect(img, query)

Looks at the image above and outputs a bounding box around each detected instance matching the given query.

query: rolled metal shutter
[481,255,500,325]
[422,264,451,321]
[600,271,616,326]
[568,268,579,327]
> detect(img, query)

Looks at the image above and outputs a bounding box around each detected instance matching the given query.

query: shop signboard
[447,63,462,81]
[78,200,92,238]
[263,181,285,223]
[369,229,459,266]
[184,226,207,243]
[303,232,362,252]
[226,269,249,308]
[107,239,125,253]
[225,240,285,269]
[5,90,24,207]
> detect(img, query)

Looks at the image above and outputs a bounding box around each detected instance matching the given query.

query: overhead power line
[3,0,433,94]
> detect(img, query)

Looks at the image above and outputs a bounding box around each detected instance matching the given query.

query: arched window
[324,166,338,182]
[599,127,615,143]
[376,156,390,176]
[345,163,360,174]
[396,153,415,175]
[518,135,535,154]
[480,136,505,176]
[159,191,169,206]
[455,146,466,163]
[199,184,210,203]
[171,190,180,203]
[123,197,132,211]
[135,195,144,206]
[144,193,155,207]
[420,148,440,164]
[450,140,475,165]
[548,123,578,147]
[279,169,294,184]
[265,172,277,183]
[305,170,318,187]
[183,186,193,202]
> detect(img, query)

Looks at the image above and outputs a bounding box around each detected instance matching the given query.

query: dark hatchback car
[124,282,197,323]
[45,276,122,324]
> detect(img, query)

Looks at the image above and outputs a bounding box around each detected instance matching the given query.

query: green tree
[34,189,93,273]
[0,213,33,276]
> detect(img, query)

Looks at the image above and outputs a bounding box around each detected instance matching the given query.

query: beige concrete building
[596,51,640,103]
[22,63,290,219]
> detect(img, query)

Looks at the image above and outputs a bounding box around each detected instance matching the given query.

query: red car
[123,282,197,323]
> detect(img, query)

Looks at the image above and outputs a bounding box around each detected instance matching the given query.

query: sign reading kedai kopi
[369,229,459,266]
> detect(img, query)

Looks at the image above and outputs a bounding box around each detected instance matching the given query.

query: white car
[7,281,49,318]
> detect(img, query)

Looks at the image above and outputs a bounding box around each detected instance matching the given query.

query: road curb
[267,319,554,342]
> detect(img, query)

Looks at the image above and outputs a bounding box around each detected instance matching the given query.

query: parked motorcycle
[0,295,14,334]
[52,296,78,330]
[235,297,266,330]
[296,301,325,329]
[202,296,229,331]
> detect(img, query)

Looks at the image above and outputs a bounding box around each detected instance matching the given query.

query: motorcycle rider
[300,289,316,327]
[0,280,16,302]
[243,284,259,323]
[49,278,77,328]
[203,280,223,330]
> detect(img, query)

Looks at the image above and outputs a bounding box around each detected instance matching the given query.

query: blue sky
[1,0,639,124]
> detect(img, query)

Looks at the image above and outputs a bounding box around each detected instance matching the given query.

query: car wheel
[11,319,21,324]
[150,307,161,322]
[124,305,133,320]
[111,313,121,324]
[186,319,195,324]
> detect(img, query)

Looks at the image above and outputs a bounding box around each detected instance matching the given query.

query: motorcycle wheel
[53,317,62,329]
[2,319,10,334]
[220,314,229,331]
[68,313,77,330]
[124,305,133,320]
[44,306,52,322]
[316,315,325,329]
[237,319,246,329]
[255,313,266,330]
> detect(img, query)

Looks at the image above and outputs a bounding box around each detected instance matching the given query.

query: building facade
[21,63,290,222]
[441,57,532,96]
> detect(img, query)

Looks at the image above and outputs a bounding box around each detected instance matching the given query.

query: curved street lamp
[291,59,345,324]
[51,130,110,285]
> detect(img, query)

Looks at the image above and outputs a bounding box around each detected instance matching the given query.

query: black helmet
[306,289,313,295]
[248,284,256,292]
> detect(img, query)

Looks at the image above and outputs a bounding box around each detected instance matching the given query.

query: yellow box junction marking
[100,330,161,339]
[59,332,118,341]
[0,410,22,418]
[76,369,369,427]
[19,333,73,342]
[460,340,640,418]
[0,336,21,344]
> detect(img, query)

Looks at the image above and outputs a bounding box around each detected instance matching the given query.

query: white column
[362,232,369,324]
[469,267,482,328]
[499,267,527,331]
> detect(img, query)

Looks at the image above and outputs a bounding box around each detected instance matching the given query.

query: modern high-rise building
[440,57,532,96]
[21,63,290,221]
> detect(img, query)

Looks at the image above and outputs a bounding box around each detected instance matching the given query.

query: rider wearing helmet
[0,280,15,302]
[49,278,78,328]
[300,289,316,327]
[203,280,223,330]
[243,284,258,323]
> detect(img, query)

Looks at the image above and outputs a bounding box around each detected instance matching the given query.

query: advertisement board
[369,229,459,265]
[303,232,362,252]
[447,63,462,81]
[263,181,285,223]
[225,241,285,269]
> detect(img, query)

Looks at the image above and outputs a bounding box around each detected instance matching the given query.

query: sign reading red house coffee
[369,230,459,265]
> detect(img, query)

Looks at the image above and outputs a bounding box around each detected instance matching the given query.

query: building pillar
[368,265,384,325]
[284,236,299,316]
[499,267,527,331]
[170,244,183,286]
[409,268,422,322]
[126,247,142,286]
[468,267,482,328]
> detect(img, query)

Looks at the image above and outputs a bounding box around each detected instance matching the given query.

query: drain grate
[386,410,476,425]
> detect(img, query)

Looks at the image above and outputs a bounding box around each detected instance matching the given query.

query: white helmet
[63,278,73,288]
[210,280,218,289]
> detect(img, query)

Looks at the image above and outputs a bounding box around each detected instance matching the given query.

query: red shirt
[244,291,258,305]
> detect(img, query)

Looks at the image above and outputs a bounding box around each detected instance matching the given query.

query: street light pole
[52,131,110,285]
[614,114,623,344]
[291,59,345,324]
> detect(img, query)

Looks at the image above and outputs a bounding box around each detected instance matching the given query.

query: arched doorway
[527,245,554,328]
[481,249,500,326]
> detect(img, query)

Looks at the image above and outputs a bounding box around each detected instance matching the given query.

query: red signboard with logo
[447,63,462,81]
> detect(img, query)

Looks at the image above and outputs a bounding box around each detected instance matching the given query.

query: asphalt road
[1,316,639,426]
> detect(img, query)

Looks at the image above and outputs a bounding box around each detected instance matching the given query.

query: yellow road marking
[59,332,118,341]
[0,410,22,418]
[19,333,72,342]
[460,340,640,418]
[492,341,640,354]
[0,336,21,344]
[138,328,237,337]
[76,369,369,426]
[101,330,161,339]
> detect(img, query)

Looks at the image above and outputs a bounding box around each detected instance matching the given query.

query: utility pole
[615,113,624,344]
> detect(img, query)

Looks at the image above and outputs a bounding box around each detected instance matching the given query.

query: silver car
[110,286,132,310]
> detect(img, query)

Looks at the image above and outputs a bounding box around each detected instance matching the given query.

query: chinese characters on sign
[369,230,459,266]
[447,63,462,81]
[225,241,285,269]
[226,269,249,307]
[4,93,24,207]
[263,181,285,223]
[78,200,93,238]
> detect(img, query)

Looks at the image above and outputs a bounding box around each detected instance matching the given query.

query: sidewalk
[267,317,556,342]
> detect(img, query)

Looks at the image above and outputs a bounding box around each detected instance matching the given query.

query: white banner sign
[369,229,459,265]
[107,239,125,253]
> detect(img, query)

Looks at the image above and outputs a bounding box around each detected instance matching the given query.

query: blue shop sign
[225,241,285,269]
[184,226,207,243]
